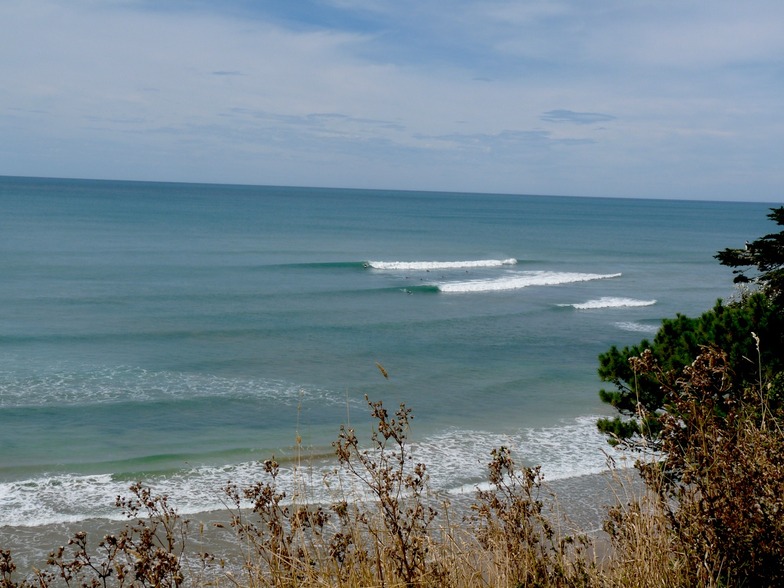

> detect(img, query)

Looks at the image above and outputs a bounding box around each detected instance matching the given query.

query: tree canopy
[598,206,784,442]
[715,206,784,303]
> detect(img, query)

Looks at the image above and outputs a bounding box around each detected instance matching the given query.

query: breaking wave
[438,272,622,293]
[564,297,657,310]
[615,321,660,334]
[365,258,518,271]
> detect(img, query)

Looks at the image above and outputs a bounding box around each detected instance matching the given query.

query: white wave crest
[568,297,656,310]
[439,271,621,293]
[366,258,517,271]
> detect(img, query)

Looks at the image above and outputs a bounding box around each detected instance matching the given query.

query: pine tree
[598,207,784,442]
[715,206,784,303]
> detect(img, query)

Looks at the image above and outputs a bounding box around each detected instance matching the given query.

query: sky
[1,0,783,201]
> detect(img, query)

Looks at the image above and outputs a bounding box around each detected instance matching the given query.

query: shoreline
[0,467,641,575]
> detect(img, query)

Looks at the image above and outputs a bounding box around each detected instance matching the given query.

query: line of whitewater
[365,258,518,271]
[562,297,657,310]
[438,271,622,293]
[0,416,611,528]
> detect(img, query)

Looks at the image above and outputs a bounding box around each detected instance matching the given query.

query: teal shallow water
[0,176,777,527]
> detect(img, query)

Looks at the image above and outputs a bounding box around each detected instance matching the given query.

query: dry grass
[3,352,784,588]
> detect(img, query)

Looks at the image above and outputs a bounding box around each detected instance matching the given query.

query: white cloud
[584,9,784,70]
[0,0,783,200]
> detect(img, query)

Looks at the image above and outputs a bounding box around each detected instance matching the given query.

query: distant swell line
[278,261,367,270]
[365,258,518,271]
[437,271,622,293]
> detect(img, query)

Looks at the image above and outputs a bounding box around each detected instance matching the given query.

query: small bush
[470,446,594,587]
[1,483,190,588]
[621,345,784,586]
[4,374,784,588]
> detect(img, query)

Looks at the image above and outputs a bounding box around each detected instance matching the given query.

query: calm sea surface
[0,176,776,532]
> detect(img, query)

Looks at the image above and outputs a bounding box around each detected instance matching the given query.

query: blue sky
[1,0,783,200]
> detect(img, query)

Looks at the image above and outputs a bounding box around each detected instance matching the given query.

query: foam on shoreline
[0,467,640,575]
[0,414,615,528]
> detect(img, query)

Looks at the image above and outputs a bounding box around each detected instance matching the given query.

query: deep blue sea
[0,176,777,531]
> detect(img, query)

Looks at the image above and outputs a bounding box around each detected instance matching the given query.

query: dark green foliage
[715,206,784,302]
[597,293,784,441]
[599,206,784,442]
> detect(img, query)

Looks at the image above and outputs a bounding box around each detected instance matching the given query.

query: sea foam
[438,271,622,293]
[0,415,618,528]
[419,415,617,490]
[0,367,343,409]
[615,321,660,333]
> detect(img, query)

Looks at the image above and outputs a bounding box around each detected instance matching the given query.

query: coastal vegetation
[3,208,784,587]
[597,206,784,442]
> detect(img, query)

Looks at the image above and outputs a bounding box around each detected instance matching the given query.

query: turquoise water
[0,176,776,527]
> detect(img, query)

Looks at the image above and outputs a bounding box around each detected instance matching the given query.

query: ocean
[0,176,776,548]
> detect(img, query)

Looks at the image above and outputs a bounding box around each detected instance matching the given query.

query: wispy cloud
[540,110,616,125]
[0,0,782,199]
[418,129,596,153]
